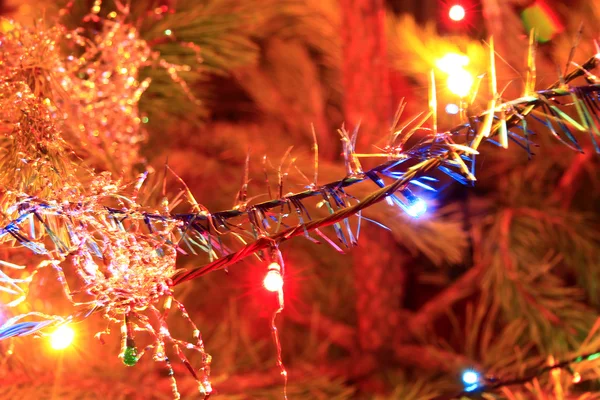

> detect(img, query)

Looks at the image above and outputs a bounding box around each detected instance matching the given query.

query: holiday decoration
[49,325,75,350]
[461,369,480,392]
[263,262,285,292]
[434,352,600,400]
[0,1,599,399]
[436,53,474,98]
[449,4,466,22]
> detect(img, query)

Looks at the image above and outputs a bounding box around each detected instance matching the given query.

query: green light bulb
[123,345,138,367]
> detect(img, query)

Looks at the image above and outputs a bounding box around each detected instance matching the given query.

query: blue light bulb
[462,370,480,391]
[398,188,427,218]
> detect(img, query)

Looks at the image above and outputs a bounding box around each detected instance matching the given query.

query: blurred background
[1,0,600,399]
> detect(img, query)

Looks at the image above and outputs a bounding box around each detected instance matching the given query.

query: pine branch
[551,151,595,207]
[398,262,485,341]
[393,345,478,373]
[285,307,357,351]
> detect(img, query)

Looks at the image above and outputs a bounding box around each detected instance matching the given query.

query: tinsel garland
[0,4,599,400]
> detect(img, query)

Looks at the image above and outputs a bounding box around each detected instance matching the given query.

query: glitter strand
[0,3,599,399]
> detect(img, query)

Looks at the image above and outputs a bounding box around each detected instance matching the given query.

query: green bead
[123,346,138,366]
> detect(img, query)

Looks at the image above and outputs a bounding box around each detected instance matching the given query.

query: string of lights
[171,53,600,284]
[433,352,600,400]
[0,55,598,322]
[1,3,600,397]
[1,77,598,289]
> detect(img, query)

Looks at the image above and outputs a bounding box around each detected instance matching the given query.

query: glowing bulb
[462,370,479,385]
[447,68,474,98]
[462,369,480,391]
[398,188,427,218]
[449,5,466,21]
[263,263,284,292]
[406,198,427,218]
[49,325,75,350]
[445,103,459,115]
[572,372,581,383]
[436,53,469,74]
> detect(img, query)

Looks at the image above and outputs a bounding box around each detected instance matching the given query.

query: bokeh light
[462,370,479,385]
[445,103,460,115]
[462,369,480,391]
[447,68,474,98]
[399,189,427,218]
[405,197,427,218]
[49,325,75,350]
[449,5,466,22]
[263,264,284,292]
[436,53,469,74]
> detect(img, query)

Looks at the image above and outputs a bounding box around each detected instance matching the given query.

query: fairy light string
[0,56,599,337]
[0,4,213,397]
[0,2,599,398]
[434,352,600,400]
[265,246,288,399]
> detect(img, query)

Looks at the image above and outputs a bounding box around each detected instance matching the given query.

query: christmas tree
[1,0,600,399]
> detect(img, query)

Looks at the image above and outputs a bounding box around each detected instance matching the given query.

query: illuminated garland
[0,4,599,399]
[436,352,600,400]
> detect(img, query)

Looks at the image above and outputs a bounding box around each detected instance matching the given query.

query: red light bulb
[263,262,283,292]
[449,4,466,22]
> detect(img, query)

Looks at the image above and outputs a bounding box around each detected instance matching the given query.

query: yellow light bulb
[449,5,466,22]
[447,68,474,98]
[49,325,75,350]
[436,53,470,75]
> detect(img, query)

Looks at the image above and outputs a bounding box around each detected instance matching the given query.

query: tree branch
[552,151,594,207]
[393,344,478,373]
[285,306,358,351]
[397,263,485,342]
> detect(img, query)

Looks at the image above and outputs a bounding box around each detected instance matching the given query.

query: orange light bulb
[49,325,75,350]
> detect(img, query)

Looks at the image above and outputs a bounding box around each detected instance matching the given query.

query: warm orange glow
[449,5,466,22]
[447,68,474,98]
[436,53,469,74]
[436,52,474,97]
[49,325,75,350]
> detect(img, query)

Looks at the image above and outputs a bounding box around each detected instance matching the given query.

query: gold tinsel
[0,6,211,399]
